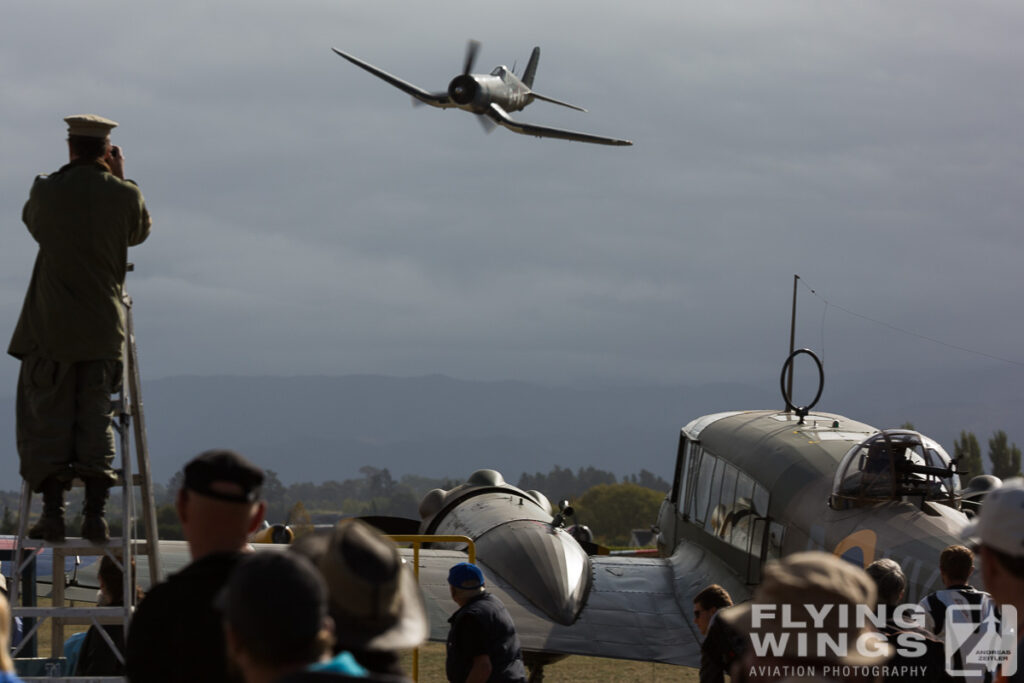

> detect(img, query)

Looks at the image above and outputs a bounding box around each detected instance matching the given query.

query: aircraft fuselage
[656,410,969,603]
[448,67,532,114]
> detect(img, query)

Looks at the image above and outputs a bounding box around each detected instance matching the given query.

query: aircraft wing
[331,48,454,109]
[402,540,748,667]
[1,538,194,602]
[486,104,633,147]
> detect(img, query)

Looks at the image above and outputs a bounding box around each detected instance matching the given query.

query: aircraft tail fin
[522,47,540,88]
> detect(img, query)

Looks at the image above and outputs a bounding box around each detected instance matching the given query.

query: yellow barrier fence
[387,535,477,683]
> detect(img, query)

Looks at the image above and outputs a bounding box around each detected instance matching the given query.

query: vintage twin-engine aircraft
[330,41,633,146]
[365,351,976,673]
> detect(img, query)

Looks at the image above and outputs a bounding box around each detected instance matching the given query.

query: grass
[401,643,698,682]
[19,602,699,681]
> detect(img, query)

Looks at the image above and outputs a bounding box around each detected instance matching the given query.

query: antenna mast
[787,274,799,412]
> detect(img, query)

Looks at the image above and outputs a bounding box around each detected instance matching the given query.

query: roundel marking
[832,529,878,568]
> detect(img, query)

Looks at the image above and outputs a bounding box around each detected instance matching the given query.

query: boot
[28,477,66,542]
[81,479,110,543]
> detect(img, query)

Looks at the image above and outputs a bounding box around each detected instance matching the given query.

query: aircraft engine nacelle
[419,469,593,625]
[249,523,294,544]
[447,75,491,114]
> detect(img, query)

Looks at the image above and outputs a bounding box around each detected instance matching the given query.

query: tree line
[9,426,1017,545]
[952,429,1022,480]
[17,465,666,543]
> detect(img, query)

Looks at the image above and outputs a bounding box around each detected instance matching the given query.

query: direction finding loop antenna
[780,348,824,423]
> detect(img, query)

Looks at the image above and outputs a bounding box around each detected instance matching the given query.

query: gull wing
[401,539,748,666]
[486,104,632,147]
[331,48,454,109]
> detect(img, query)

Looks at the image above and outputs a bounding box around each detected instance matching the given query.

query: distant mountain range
[1,365,1021,490]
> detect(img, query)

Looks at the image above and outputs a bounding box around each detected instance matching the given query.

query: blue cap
[447,562,484,589]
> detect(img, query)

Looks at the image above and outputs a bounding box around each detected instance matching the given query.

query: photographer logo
[943,604,1017,678]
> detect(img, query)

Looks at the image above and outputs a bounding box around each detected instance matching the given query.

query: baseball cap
[962,477,1024,558]
[448,562,485,589]
[183,449,264,503]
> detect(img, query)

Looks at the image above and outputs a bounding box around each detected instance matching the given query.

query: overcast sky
[3,0,1024,398]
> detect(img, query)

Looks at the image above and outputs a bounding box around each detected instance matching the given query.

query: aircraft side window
[714,465,738,537]
[671,437,688,510]
[683,443,703,519]
[728,472,756,550]
[752,483,769,518]
[703,458,726,535]
[692,452,717,525]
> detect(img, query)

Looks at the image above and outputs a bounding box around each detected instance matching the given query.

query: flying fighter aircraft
[330,41,633,146]
[364,350,980,675]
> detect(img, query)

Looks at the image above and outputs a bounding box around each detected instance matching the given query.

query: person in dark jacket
[10,113,150,543]
[445,563,526,683]
[222,552,367,682]
[693,584,742,683]
[125,450,266,683]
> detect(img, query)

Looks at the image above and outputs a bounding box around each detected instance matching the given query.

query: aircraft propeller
[475,114,497,134]
[462,39,481,75]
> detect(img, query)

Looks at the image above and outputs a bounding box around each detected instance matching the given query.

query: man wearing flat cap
[8,114,151,543]
[126,450,266,683]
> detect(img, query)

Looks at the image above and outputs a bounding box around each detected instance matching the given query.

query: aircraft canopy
[831,430,961,508]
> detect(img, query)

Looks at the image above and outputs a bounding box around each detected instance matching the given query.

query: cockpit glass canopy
[832,430,960,504]
[491,66,507,77]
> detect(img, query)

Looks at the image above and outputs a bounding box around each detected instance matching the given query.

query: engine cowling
[447,74,486,112]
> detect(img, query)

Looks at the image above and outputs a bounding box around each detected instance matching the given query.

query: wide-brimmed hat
[291,519,428,651]
[720,551,893,667]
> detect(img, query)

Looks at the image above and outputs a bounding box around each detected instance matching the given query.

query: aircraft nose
[447,74,479,107]
[475,520,592,625]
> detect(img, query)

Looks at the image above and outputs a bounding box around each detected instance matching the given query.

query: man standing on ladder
[7,114,151,543]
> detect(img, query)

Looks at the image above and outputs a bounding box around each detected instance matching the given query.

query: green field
[21,602,697,682]
[402,643,699,682]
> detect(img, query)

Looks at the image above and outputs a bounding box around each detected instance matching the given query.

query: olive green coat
[8,160,151,362]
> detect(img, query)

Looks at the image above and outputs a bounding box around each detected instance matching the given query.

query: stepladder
[8,279,162,681]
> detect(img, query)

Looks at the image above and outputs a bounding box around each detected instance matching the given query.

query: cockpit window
[491,66,507,77]
[831,430,961,508]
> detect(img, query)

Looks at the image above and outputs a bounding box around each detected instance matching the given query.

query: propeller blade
[475,114,497,134]
[463,39,481,75]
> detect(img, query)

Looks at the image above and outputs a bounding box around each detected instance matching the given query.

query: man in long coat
[8,113,151,542]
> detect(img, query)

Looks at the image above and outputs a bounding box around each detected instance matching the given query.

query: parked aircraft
[365,351,978,674]
[330,41,633,146]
